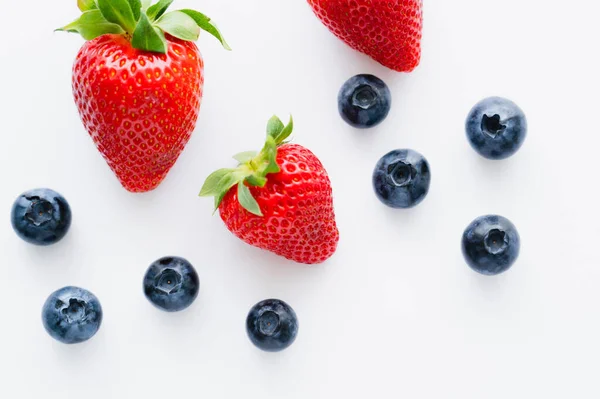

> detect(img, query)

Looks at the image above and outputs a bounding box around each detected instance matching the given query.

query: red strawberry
[307,0,423,72]
[59,0,230,192]
[200,116,339,265]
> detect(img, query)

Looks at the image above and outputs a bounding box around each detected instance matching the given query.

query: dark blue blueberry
[11,188,72,246]
[246,299,298,352]
[372,149,431,209]
[42,286,103,344]
[338,74,391,128]
[462,215,521,276]
[143,257,199,312]
[466,97,527,160]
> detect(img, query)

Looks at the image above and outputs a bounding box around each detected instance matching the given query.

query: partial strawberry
[307,0,423,72]
[200,116,339,265]
[58,0,230,192]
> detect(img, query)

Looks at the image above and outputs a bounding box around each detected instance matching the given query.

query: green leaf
[199,168,234,197]
[141,0,152,10]
[261,135,280,175]
[131,12,167,53]
[200,167,245,211]
[57,10,125,40]
[179,9,231,50]
[97,0,137,33]
[233,151,257,164]
[274,115,294,144]
[214,191,226,212]
[213,172,240,209]
[264,145,281,174]
[146,0,174,21]
[128,0,142,21]
[266,116,285,139]
[246,175,267,187]
[155,11,200,41]
[237,183,263,216]
[77,0,97,12]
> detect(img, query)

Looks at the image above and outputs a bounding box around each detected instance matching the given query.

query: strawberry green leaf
[214,192,226,212]
[131,12,167,53]
[233,151,258,164]
[237,183,263,217]
[141,0,152,10]
[155,11,200,41]
[78,0,97,11]
[274,116,294,144]
[246,175,267,187]
[179,9,231,50]
[213,191,228,215]
[97,0,137,33]
[213,173,240,209]
[199,168,234,197]
[128,0,143,21]
[251,134,280,178]
[200,115,293,217]
[57,10,125,40]
[262,136,281,174]
[146,0,174,21]
[200,168,245,210]
[266,116,285,139]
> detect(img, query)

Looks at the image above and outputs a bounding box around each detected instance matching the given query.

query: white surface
[1,0,600,398]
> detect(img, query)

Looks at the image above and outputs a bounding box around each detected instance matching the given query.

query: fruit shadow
[466,151,521,183]
[114,186,166,208]
[216,239,330,309]
[18,231,77,279]
[48,328,105,364]
[336,47,409,88]
[252,344,298,365]
[375,196,432,235]
[46,331,118,391]
[465,265,512,301]
[229,240,328,273]
[341,122,387,152]
[146,295,206,330]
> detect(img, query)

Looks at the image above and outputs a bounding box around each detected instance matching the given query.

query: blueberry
[462,215,521,276]
[42,286,103,344]
[11,188,72,246]
[143,257,199,312]
[338,74,391,128]
[246,299,298,352]
[372,149,431,208]
[466,97,527,160]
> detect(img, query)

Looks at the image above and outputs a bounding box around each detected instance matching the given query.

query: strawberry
[58,0,230,192]
[307,0,423,72]
[200,116,339,265]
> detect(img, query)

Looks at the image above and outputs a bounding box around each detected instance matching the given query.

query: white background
[1,0,600,398]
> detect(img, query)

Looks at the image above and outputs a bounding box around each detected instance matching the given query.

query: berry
[465,97,527,160]
[200,116,339,265]
[246,299,299,352]
[143,257,200,312]
[42,286,103,344]
[11,188,72,246]
[338,74,391,128]
[58,1,230,192]
[462,215,521,276]
[307,0,423,72]
[372,149,431,208]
